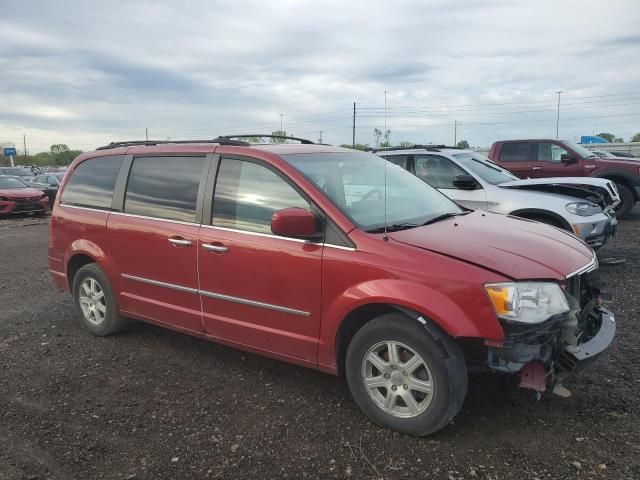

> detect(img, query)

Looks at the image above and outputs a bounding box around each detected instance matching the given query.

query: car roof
[81,141,361,159]
[249,143,353,155]
[494,139,569,142]
[377,147,474,157]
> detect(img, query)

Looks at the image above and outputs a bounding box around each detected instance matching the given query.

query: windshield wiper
[421,211,468,226]
[366,223,420,233]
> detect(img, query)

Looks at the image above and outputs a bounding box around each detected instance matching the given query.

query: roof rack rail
[218,134,315,145]
[95,138,250,150]
[371,144,461,153]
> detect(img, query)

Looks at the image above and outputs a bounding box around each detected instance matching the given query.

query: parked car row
[47,135,616,437]
[22,172,65,203]
[0,175,50,216]
[488,138,640,218]
[376,146,619,250]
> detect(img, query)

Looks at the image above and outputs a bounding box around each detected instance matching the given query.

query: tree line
[2,130,639,166]
[0,144,82,167]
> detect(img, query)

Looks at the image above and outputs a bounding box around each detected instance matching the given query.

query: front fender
[327,278,502,337]
[317,279,504,373]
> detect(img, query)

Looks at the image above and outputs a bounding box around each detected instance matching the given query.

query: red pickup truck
[488,139,639,218]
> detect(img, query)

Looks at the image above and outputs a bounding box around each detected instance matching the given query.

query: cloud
[1,0,639,152]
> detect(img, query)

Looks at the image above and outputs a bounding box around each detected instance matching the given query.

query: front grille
[12,197,43,212]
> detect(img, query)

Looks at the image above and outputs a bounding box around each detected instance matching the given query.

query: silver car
[377,147,618,249]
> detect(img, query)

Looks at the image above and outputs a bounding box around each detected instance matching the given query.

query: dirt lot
[1,211,639,480]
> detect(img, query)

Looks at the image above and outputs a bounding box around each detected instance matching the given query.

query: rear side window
[382,155,410,170]
[499,143,532,162]
[414,155,468,189]
[61,156,123,209]
[212,158,310,234]
[124,156,205,222]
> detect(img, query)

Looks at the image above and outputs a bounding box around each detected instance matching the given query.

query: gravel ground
[0,210,639,480]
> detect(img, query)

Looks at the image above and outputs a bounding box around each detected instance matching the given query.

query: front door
[531,142,584,178]
[108,155,207,332]
[198,156,322,364]
[414,154,488,209]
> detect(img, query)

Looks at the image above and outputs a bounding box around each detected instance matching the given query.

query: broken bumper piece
[487,308,616,393]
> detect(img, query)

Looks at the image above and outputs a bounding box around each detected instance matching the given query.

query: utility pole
[280,114,284,132]
[384,91,387,133]
[318,131,323,144]
[352,102,356,148]
[454,120,457,146]
[23,134,27,160]
[556,91,563,138]
[145,127,149,141]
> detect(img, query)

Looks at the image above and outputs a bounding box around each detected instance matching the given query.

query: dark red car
[488,139,640,218]
[0,175,49,216]
[49,137,615,436]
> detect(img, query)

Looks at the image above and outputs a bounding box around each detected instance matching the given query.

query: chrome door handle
[168,238,192,247]
[202,243,228,253]
[532,166,543,171]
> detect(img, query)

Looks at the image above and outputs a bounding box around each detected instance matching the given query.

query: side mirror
[271,208,320,240]
[452,174,479,190]
[560,153,578,164]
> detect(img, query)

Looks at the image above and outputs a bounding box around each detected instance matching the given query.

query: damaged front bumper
[575,213,617,249]
[487,273,615,393]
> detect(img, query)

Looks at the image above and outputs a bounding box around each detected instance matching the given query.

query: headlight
[485,282,569,324]
[565,201,601,216]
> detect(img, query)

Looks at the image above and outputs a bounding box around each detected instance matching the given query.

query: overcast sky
[1,0,639,153]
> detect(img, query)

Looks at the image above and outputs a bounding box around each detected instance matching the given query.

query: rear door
[107,154,210,332]
[495,142,535,178]
[414,154,488,209]
[197,155,322,364]
[531,142,584,178]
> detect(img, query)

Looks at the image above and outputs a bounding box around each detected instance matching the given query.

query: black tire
[614,183,635,219]
[345,313,467,436]
[72,263,128,336]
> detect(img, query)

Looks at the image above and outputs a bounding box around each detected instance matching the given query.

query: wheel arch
[330,279,502,376]
[65,239,109,290]
[508,208,571,230]
[66,253,98,290]
[595,170,639,200]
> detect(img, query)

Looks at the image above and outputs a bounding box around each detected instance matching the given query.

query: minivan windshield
[283,151,463,232]
[0,176,28,189]
[452,152,519,185]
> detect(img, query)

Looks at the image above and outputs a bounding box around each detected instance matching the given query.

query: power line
[357,91,639,111]
[556,91,563,138]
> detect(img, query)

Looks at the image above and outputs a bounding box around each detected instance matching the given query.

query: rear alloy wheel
[72,263,128,336]
[78,277,107,326]
[346,313,467,436]
[614,183,635,219]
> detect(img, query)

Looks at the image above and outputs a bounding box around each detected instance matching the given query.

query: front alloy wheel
[345,313,467,436]
[362,341,434,418]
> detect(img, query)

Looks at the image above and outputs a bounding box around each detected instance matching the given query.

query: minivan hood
[389,211,594,280]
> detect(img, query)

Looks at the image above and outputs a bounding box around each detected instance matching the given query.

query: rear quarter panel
[49,205,112,291]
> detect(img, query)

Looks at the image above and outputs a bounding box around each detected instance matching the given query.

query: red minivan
[49,137,615,436]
